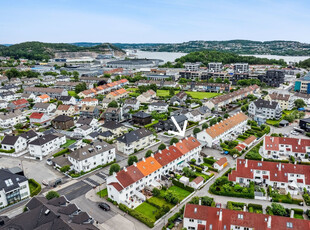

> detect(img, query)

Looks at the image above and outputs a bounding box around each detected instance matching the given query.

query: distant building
[265,92,294,110]
[208,62,222,72]
[184,62,201,71]
[234,63,249,73]
[294,73,310,94]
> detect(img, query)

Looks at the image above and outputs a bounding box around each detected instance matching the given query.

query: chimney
[298,139,301,145]
[113,172,116,176]
[123,167,127,172]
[185,137,188,140]
[159,150,162,154]
[267,216,272,228]
[194,208,197,213]
[245,159,248,168]
[133,162,137,167]
[278,163,281,171]
[173,143,176,147]
[143,157,146,162]
[219,209,222,221]
[151,153,154,158]
[198,199,201,206]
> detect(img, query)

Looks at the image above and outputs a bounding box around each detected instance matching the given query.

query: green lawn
[134,202,159,221]
[61,139,76,148]
[148,197,174,209]
[127,87,138,92]
[168,186,191,201]
[156,90,220,99]
[68,91,77,97]
[294,213,304,219]
[97,188,108,198]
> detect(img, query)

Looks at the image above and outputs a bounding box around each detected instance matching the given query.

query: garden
[209,168,255,199]
[266,110,305,127]
[268,186,303,205]
[266,203,305,219]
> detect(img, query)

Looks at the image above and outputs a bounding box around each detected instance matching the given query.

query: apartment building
[248,99,282,122]
[259,70,285,87]
[68,141,115,173]
[24,87,68,98]
[229,159,310,195]
[265,92,294,110]
[197,112,249,147]
[183,204,310,230]
[0,169,30,208]
[106,88,128,100]
[208,62,223,72]
[0,110,26,128]
[294,74,310,94]
[107,136,201,207]
[116,128,155,155]
[148,101,169,113]
[184,62,201,71]
[28,134,66,160]
[234,63,249,73]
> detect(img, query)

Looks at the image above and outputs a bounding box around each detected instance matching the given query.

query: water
[129,50,187,63]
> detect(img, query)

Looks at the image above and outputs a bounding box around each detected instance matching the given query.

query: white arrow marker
[168,116,188,137]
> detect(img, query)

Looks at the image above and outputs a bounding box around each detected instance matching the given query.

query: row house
[107,136,201,207]
[53,81,90,91]
[24,87,68,98]
[68,140,115,173]
[188,82,231,93]
[229,159,310,195]
[28,133,66,160]
[55,104,76,116]
[80,98,98,107]
[78,88,97,98]
[197,112,249,147]
[205,85,260,111]
[262,136,310,160]
[106,88,128,101]
[183,204,310,230]
[8,99,29,111]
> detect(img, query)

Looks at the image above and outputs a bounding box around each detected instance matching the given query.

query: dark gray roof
[102,121,123,129]
[77,125,92,131]
[0,169,27,192]
[29,134,58,146]
[132,111,151,119]
[1,135,21,145]
[88,132,100,138]
[59,96,74,102]
[117,128,153,144]
[1,196,98,230]
[253,99,278,109]
[100,130,114,137]
[76,117,93,125]
[150,101,168,107]
[69,140,114,161]
[20,130,38,140]
[33,102,51,109]
[53,115,73,122]
[171,115,188,123]
[279,120,289,124]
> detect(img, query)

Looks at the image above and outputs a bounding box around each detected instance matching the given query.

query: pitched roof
[204,112,248,139]
[29,112,45,119]
[20,130,38,140]
[12,98,28,106]
[38,94,50,99]
[268,92,291,101]
[115,165,144,188]
[153,146,183,167]
[215,157,227,166]
[184,204,310,230]
[243,135,256,146]
[29,134,58,146]
[57,104,73,111]
[0,110,22,121]
[117,128,153,144]
[191,176,204,184]
[253,98,279,109]
[53,115,73,122]
[229,159,310,184]
[174,136,201,155]
[33,102,51,109]
[102,121,123,129]
[0,168,27,192]
[1,135,23,145]
[264,136,310,154]
[132,111,151,119]
[136,156,161,176]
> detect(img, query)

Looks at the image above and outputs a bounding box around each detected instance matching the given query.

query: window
[238,214,243,219]
[287,222,293,228]
[189,219,194,222]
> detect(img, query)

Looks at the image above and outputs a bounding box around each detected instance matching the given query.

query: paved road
[57,181,92,201]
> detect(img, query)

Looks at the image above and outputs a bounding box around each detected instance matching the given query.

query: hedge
[227,201,245,210]
[172,179,194,193]
[263,158,289,163]
[203,157,216,165]
[0,148,15,153]
[146,199,161,209]
[190,164,203,173]
[291,208,304,215]
[248,203,263,210]
[28,179,41,197]
[119,203,154,228]
[53,148,69,157]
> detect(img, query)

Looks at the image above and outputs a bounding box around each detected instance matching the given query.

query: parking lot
[0,156,62,184]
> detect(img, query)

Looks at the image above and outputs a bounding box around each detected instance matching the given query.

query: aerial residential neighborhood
[1,1,310,230]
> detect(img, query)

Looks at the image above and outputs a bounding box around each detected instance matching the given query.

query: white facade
[1,136,27,153]
[0,112,27,129]
[0,180,30,208]
[148,103,169,113]
[116,134,155,155]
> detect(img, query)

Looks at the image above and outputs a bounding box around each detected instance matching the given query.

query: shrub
[109,163,121,175]
[28,179,41,197]
[164,191,179,204]
[60,165,70,173]
[45,191,60,200]
[158,143,166,150]
[172,179,194,193]
[203,157,216,165]
[53,148,69,157]
[0,148,15,153]
[152,188,160,197]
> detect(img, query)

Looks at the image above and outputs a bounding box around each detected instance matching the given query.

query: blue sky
[0,0,309,43]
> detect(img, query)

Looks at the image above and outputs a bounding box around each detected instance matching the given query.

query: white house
[1,135,27,153]
[185,110,202,122]
[229,159,310,195]
[55,104,76,116]
[197,112,249,147]
[80,98,99,107]
[29,112,51,125]
[0,169,30,208]
[189,176,204,189]
[68,141,115,173]
[59,96,76,105]
[137,89,156,103]
[32,103,57,115]
[74,125,93,137]
[148,101,169,113]
[213,157,228,171]
[28,134,66,160]
[0,100,8,109]
[0,110,26,129]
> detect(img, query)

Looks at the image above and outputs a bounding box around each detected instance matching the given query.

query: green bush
[0,148,15,153]
[53,148,69,157]
[45,191,60,200]
[119,203,154,228]
[28,179,41,197]
[172,179,194,193]
[227,201,245,210]
[292,208,304,215]
[203,157,216,165]
[249,206,254,212]
[60,165,70,173]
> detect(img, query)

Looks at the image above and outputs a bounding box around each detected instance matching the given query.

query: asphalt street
[57,181,92,201]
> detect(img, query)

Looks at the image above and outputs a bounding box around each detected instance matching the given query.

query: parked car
[98,202,110,211]
[299,202,304,206]
[46,159,52,165]
[216,203,221,208]
[42,180,49,186]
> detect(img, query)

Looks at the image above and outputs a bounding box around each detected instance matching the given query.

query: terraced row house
[107,136,202,208]
[229,159,310,195]
[197,112,249,147]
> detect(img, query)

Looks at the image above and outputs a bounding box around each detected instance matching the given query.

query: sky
[0,0,310,44]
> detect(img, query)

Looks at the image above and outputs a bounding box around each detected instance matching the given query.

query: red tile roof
[192,176,204,184]
[243,135,256,146]
[229,159,310,184]
[174,136,201,155]
[215,157,227,166]
[115,165,144,189]
[108,182,123,192]
[184,204,310,230]
[153,146,183,167]
[57,105,72,111]
[29,112,44,119]
[12,99,28,106]
[264,136,310,154]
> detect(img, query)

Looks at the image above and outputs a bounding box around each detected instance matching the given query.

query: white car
[46,159,52,165]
